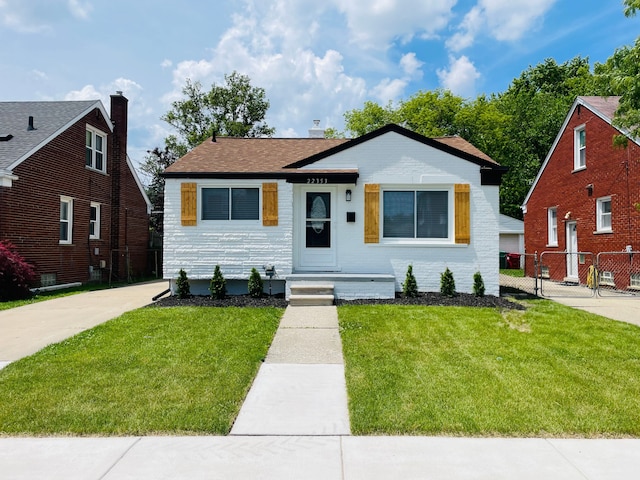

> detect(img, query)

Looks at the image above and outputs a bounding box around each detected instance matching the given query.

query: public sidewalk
[1,288,640,478]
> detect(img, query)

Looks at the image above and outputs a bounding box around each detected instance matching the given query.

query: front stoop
[289,284,335,306]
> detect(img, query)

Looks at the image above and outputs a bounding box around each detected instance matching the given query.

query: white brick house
[162,124,506,299]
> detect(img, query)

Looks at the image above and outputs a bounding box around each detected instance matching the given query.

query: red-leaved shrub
[0,241,36,301]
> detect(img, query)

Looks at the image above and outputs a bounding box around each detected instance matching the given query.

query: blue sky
[1,0,638,181]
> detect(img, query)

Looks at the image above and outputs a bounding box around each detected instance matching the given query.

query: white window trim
[380,186,454,245]
[596,196,612,233]
[630,272,640,289]
[547,206,558,247]
[600,270,614,286]
[573,125,586,171]
[90,202,101,240]
[60,196,73,245]
[199,185,261,223]
[86,125,107,173]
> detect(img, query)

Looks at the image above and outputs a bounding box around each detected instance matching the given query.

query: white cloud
[64,84,103,101]
[332,0,456,49]
[0,1,49,33]
[160,59,172,69]
[67,0,92,20]
[437,55,480,98]
[447,0,557,50]
[371,78,407,102]
[400,52,423,78]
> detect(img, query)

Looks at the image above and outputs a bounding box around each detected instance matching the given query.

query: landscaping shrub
[248,268,263,298]
[176,268,190,299]
[0,241,36,301]
[209,265,226,299]
[473,271,485,297]
[402,264,418,297]
[440,267,456,297]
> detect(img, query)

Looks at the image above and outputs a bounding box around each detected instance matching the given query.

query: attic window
[0,134,13,142]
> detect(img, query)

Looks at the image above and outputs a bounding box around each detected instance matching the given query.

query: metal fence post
[534,251,539,297]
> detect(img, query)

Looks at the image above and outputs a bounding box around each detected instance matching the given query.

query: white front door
[566,221,578,279]
[297,187,337,269]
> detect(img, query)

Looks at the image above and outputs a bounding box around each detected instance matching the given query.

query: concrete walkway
[231,305,350,436]
[2,286,640,478]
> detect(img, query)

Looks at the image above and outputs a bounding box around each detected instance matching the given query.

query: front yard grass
[339,300,640,437]
[0,306,282,435]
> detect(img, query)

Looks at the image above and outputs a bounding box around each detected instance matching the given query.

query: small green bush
[210,265,226,299]
[403,264,418,297]
[248,268,263,298]
[176,268,191,299]
[440,268,456,297]
[473,271,485,297]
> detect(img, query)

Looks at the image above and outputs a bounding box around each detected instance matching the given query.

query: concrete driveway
[0,281,167,366]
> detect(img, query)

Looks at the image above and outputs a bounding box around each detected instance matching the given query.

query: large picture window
[202,187,259,220]
[383,190,449,239]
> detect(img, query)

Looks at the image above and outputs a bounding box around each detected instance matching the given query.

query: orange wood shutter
[181,182,197,226]
[364,184,380,243]
[454,183,470,244]
[262,182,278,226]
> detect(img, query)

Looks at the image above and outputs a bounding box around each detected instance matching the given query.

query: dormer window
[574,125,586,170]
[86,126,107,173]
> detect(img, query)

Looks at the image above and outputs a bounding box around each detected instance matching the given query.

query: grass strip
[0,306,281,435]
[339,300,640,437]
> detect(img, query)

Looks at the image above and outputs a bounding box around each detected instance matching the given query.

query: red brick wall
[524,105,640,287]
[0,106,149,286]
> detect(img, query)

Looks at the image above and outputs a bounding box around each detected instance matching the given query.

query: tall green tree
[139,146,178,235]
[594,1,640,141]
[162,71,275,154]
[494,56,598,217]
[343,101,400,137]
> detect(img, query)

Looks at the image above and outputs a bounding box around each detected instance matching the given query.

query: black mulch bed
[152,292,524,310]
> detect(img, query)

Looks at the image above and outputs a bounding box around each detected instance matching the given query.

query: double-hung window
[547,207,558,246]
[383,189,449,239]
[596,197,612,232]
[60,196,73,244]
[90,202,100,239]
[201,187,259,220]
[86,126,107,172]
[574,126,586,170]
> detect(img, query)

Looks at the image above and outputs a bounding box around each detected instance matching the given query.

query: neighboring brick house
[162,123,506,299]
[0,93,151,287]
[522,96,640,290]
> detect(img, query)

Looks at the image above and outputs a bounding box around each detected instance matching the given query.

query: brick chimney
[109,92,128,278]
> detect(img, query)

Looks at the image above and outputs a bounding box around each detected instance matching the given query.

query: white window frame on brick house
[547,206,558,246]
[574,125,586,171]
[86,125,107,173]
[90,202,101,239]
[381,187,452,243]
[200,186,260,221]
[596,196,612,233]
[60,196,73,244]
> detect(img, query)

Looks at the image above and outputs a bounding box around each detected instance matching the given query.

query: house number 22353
[306,178,328,184]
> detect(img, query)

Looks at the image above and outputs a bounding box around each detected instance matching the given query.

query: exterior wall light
[346,189,352,202]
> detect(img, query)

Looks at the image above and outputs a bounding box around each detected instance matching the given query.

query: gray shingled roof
[0,100,104,171]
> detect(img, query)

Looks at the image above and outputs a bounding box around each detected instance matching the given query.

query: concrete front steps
[289,284,335,306]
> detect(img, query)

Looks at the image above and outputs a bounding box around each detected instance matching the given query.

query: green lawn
[0,306,282,435]
[499,268,525,277]
[339,300,640,437]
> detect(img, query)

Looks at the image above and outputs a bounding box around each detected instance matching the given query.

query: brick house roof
[0,100,107,171]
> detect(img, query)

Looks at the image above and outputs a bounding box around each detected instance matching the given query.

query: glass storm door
[299,188,336,268]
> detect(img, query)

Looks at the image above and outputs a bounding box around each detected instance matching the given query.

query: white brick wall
[163,179,294,281]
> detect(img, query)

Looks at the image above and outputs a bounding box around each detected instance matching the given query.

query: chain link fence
[499,250,640,299]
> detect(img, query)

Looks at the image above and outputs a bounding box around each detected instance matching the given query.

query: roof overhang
[0,169,18,187]
[480,166,508,186]
[162,169,360,184]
